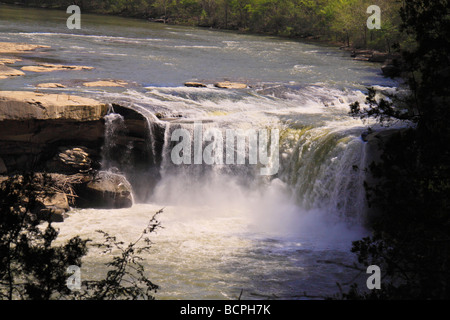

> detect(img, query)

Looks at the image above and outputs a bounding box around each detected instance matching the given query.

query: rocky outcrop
[185,81,207,88]
[0,57,22,65]
[0,42,50,54]
[0,92,105,219]
[0,91,107,172]
[0,91,107,121]
[83,80,127,87]
[0,91,163,219]
[22,63,94,73]
[36,83,66,88]
[349,49,398,64]
[0,65,25,77]
[214,81,247,89]
[345,48,403,78]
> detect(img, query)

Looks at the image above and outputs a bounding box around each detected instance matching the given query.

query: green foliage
[0,174,161,300]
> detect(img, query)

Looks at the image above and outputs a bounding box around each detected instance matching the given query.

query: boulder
[214,81,247,89]
[381,62,401,78]
[75,171,133,209]
[0,174,70,222]
[184,81,207,88]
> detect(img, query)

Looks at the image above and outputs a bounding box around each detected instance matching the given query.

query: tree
[341,0,450,299]
[0,173,162,300]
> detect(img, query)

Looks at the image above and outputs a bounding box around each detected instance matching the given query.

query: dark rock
[381,62,401,78]
[75,171,133,209]
[36,192,70,222]
[369,52,390,63]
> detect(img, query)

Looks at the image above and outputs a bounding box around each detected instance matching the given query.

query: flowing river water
[1,5,401,299]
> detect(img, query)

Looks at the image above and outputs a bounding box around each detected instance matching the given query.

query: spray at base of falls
[60,85,382,299]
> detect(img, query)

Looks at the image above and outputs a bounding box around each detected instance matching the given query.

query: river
[1,4,399,299]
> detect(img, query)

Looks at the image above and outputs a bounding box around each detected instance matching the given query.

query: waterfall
[160,121,172,177]
[100,85,372,227]
[125,103,163,165]
[147,116,368,227]
[101,111,126,170]
[278,126,368,224]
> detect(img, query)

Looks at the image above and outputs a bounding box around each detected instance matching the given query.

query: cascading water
[101,111,126,170]
[120,85,371,227]
[278,125,368,224]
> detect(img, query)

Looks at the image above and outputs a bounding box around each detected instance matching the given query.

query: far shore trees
[1,0,406,52]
